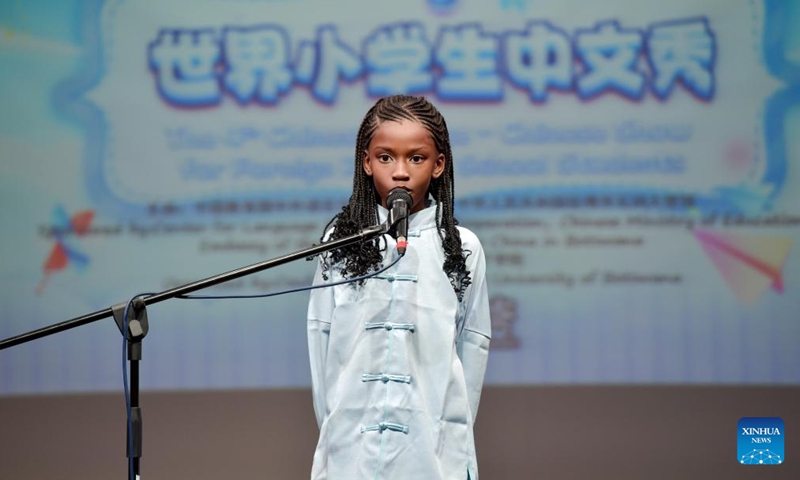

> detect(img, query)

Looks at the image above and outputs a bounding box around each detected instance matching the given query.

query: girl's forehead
[370,118,435,144]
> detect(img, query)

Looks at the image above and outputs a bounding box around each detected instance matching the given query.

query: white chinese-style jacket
[307,203,491,479]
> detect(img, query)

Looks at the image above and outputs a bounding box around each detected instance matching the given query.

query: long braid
[317,95,472,300]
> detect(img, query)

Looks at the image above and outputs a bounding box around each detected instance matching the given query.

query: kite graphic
[693,229,793,305]
[37,206,95,294]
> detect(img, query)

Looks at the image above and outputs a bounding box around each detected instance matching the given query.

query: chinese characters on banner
[149,19,715,106]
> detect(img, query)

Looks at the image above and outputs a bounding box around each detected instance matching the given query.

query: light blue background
[1,0,799,395]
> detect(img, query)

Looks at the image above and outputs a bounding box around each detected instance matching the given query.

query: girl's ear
[432,153,445,179]
[363,150,373,176]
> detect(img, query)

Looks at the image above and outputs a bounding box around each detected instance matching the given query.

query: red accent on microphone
[397,238,408,255]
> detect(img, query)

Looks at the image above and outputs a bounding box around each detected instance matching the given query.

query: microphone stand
[0,216,400,479]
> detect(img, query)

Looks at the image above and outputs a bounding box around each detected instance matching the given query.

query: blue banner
[1,0,798,394]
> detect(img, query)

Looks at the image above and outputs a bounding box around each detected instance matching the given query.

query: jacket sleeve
[455,231,492,424]
[307,257,334,429]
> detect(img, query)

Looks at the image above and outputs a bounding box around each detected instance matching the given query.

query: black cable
[175,253,403,300]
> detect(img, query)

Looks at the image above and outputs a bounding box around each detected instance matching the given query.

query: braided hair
[317,95,472,300]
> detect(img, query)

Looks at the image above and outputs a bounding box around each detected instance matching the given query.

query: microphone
[386,188,412,255]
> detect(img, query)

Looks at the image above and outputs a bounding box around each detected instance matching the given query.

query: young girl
[307,95,491,480]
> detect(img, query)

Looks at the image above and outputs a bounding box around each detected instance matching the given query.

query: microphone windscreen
[387,188,412,208]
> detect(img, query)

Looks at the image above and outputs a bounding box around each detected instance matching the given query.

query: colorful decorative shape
[694,229,793,305]
[38,206,95,294]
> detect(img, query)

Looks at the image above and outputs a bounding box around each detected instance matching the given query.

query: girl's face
[363,119,445,214]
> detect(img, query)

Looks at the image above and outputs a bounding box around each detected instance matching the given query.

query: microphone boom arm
[0,221,389,350]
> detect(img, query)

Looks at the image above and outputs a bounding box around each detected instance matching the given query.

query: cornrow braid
[317,95,471,300]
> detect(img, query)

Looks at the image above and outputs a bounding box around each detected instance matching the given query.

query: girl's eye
[378,154,392,162]
[410,155,424,163]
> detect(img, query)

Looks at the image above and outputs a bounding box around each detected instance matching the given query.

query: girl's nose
[392,160,410,180]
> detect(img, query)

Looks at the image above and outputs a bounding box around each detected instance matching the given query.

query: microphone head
[386,188,411,253]
[386,188,412,209]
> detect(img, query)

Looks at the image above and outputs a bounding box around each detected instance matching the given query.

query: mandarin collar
[376,199,438,233]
